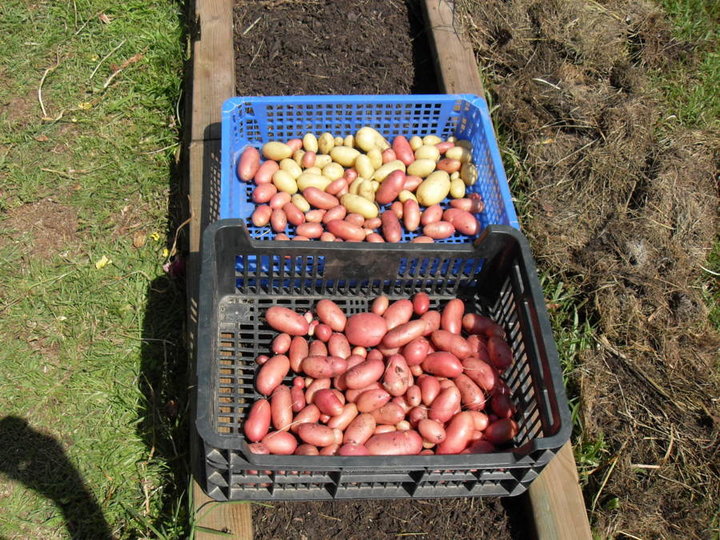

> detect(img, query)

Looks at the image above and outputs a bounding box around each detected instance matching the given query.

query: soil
[456,0,720,537]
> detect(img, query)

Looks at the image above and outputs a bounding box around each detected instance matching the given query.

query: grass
[0,1,188,538]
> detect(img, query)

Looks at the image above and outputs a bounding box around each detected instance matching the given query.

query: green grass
[0,1,187,538]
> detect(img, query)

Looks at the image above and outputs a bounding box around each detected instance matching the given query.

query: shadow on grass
[0,416,113,539]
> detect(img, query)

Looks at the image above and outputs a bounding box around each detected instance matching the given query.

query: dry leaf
[133,230,147,249]
[99,13,111,24]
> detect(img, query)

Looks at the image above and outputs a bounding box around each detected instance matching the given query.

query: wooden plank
[528,443,592,539]
[421,0,485,95]
[421,2,592,538]
[189,0,235,141]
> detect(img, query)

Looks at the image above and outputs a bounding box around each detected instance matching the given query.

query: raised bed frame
[184,0,592,538]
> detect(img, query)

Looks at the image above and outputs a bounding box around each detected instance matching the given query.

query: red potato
[418,375,441,406]
[422,352,463,378]
[344,312,387,347]
[269,191,291,210]
[381,210,402,243]
[326,219,365,242]
[290,404,321,433]
[308,339,327,357]
[401,175,422,193]
[366,233,385,242]
[344,358,385,389]
[436,412,475,454]
[356,388,392,413]
[288,336,309,372]
[412,292,430,315]
[490,393,516,419]
[402,336,431,366]
[345,383,382,403]
[251,205,272,227]
[370,402,405,425]
[286,138,303,152]
[290,385,306,413]
[343,168,358,182]
[429,386,462,423]
[261,431,297,455]
[423,221,455,239]
[328,356,348,376]
[314,323,332,342]
[252,183,277,204]
[421,204,443,225]
[382,354,410,397]
[405,385,422,407]
[436,158,461,174]
[271,385,293,430]
[316,299,346,332]
[365,430,423,456]
[328,333,351,359]
[411,236,434,243]
[238,147,261,181]
[295,444,320,456]
[468,411,490,432]
[420,310,442,337]
[431,330,472,359]
[296,423,336,447]
[265,306,309,336]
[313,388,344,416]
[270,209,287,233]
[248,443,269,454]
[463,440,496,454]
[343,413,376,445]
[487,335,514,372]
[256,355,290,395]
[305,209,326,223]
[292,236,310,242]
[375,170,406,205]
[383,300,414,331]
[374,424,396,434]
[326,177,348,196]
[462,313,505,338]
[301,150,316,169]
[443,208,479,235]
[403,199,421,232]
[338,444,370,456]
[466,335,490,363]
[256,354,269,365]
[343,213,364,227]
[462,357,496,392]
[364,217,382,229]
[382,319,427,349]
[303,187,339,210]
[271,333,291,355]
[454,373,486,411]
[393,135,415,166]
[327,403,359,430]
[322,205,347,224]
[304,378,331,404]
[382,148,397,163]
[441,299,464,335]
[418,418,446,444]
[371,296,390,316]
[320,231,336,242]
[320,443,340,456]
[408,406,428,426]
[301,356,336,379]
[483,418,519,445]
[254,159,279,184]
[244,399,271,442]
[390,201,404,219]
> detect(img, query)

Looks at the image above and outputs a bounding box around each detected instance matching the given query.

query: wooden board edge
[421,1,592,538]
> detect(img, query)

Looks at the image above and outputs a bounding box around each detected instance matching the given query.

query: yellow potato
[304,166,322,176]
[355,154,375,180]
[314,154,332,169]
[322,162,345,181]
[344,134,354,148]
[293,149,306,166]
[291,194,310,212]
[407,158,436,178]
[398,190,417,202]
[371,160,405,182]
[446,146,472,163]
[334,136,345,146]
[358,180,376,201]
[297,173,332,191]
[349,177,365,195]
[318,132,335,154]
[355,127,390,152]
[409,135,423,151]
[367,148,383,170]
[341,193,379,219]
[303,133,318,153]
[460,162,478,186]
[450,177,466,198]
[422,135,442,146]
[330,146,360,167]
[416,170,450,206]
[263,141,293,161]
[414,145,441,162]
[280,158,302,179]
[272,170,299,194]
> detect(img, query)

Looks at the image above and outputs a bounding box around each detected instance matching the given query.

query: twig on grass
[38,53,61,119]
[103,53,145,89]
[90,39,127,80]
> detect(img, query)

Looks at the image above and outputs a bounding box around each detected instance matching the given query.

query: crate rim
[218,93,520,230]
[195,219,571,468]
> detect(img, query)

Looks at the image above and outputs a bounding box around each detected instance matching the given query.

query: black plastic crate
[195,219,571,501]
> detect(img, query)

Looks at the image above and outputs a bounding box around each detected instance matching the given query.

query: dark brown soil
[233,0,438,95]
[457,0,720,537]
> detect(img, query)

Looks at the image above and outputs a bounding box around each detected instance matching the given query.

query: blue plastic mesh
[220,95,519,243]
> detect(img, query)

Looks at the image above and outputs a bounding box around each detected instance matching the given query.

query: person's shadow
[0,416,113,539]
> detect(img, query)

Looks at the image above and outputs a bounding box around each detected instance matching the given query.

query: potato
[446,145,472,163]
[371,160,406,182]
[355,126,390,152]
[265,306,308,336]
[402,336,430,366]
[483,418,518,445]
[398,190,417,203]
[450,177,466,198]
[340,193,379,219]
[428,386,461,423]
[421,204,443,225]
[371,295,389,315]
[270,385,293,431]
[382,354,411,397]
[370,402,406,425]
[382,319,427,349]
[407,158,436,178]
[318,132,335,154]
[302,132,318,152]
[416,171,451,206]
[338,443,370,456]
[383,299,414,330]
[365,430,423,455]
[381,210,402,243]
[301,150,316,168]
[256,354,290,395]
[422,351,463,378]
[261,430,297,455]
[487,335,514,372]
[441,299,464,335]
[343,413,376,445]
[291,385,306,413]
[403,199,421,232]
[321,162,344,182]
[392,135,415,166]
[251,205,272,227]
[269,191,291,209]
[328,334,351,360]
[422,135,442,145]
[454,373,486,411]
[252,183,277,204]
[297,423,336,447]
[326,219,365,242]
[358,179,376,202]
[344,312,388,347]
[375,170,406,205]
[431,330,472,358]
[254,160,279,184]
[313,388,344,416]
[315,299,346,332]
[244,399,271,442]
[355,154,375,179]
[282,202,305,227]
[237,146,260,182]
[418,418,446,445]
[330,146,360,167]
[444,208,478,235]
[436,412,475,454]
[414,144,441,161]
[418,375,441,406]
[262,141,293,161]
[297,172,331,191]
[270,209,287,233]
[271,333,292,355]
[460,162,478,186]
[356,388,392,413]
[327,403,359,431]
[302,186,339,210]
[490,393,516,419]
[436,158,461,174]
[295,222,322,239]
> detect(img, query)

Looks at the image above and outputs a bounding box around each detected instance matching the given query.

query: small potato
[301,356,336,379]
[365,430,423,455]
[265,306,309,336]
[305,209,326,223]
[422,351,463,378]
[252,183,277,204]
[423,221,455,239]
[254,160,279,184]
[391,201,404,219]
[345,312,388,347]
[409,135,423,151]
[428,386,462,423]
[343,134,354,147]
[382,354,411,397]
[356,388,392,413]
[322,205,347,224]
[313,388,344,416]
[407,158,437,178]
[303,186,339,210]
[271,333,292,355]
[446,145,472,163]
[328,333,351,358]
[256,354,290,395]
[367,148,383,169]
[338,443,370,456]
[370,402,406,425]
[282,202,305,226]
[326,219,365,242]
[303,133,318,152]
[483,418,518,445]
[443,208,479,235]
[402,336,431,366]
[295,444,320,456]
[422,135,442,145]
[288,336,309,372]
[418,375,441,406]
[436,158,462,174]
[450,177,466,199]
[262,141,293,161]
[328,403,359,431]
[462,356,496,392]
[454,373,486,411]
[261,430,297,455]
[318,132,335,154]
[251,205,272,227]
[355,126,390,152]
[301,150,316,169]
[441,298,465,334]
[244,399,271,442]
[358,179,376,202]
[398,190,417,203]
[314,154,332,169]
[382,148,397,164]
[296,423,336,447]
[355,154,375,180]
[371,160,406,182]
[414,144,441,162]
[404,175,423,192]
[460,162,478,186]
[412,292,430,315]
[280,158,303,179]
[420,310,442,336]
[381,210,402,243]
[296,173,331,192]
[348,177,364,195]
[382,319,427,349]
[291,194,311,212]
[286,138,303,152]
[392,135,415,166]
[372,295,390,316]
[237,146,260,182]
[271,385,293,430]
[488,335,514,372]
[270,209,287,233]
[334,136,344,146]
[421,204,443,225]
[403,199,421,232]
[320,163,343,182]
[490,393,516,419]
[343,413,377,445]
[340,193,379,219]
[293,149,306,166]
[330,146,360,168]
[436,411,475,454]
[269,191,291,210]
[375,170,406,205]
[364,217,382,229]
[431,330,472,358]
[383,299,414,330]
[418,418,446,444]
[295,222,323,239]
[416,170,451,207]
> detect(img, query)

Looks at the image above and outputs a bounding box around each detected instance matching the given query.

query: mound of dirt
[457,0,720,537]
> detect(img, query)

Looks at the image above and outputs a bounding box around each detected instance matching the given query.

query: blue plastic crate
[220,94,519,241]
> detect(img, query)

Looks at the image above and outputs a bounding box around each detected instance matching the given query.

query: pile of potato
[243,294,519,456]
[237,127,484,242]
